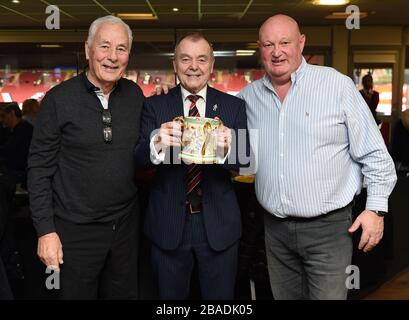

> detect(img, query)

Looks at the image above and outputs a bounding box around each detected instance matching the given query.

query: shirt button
[113,224,116,231]
[280,175,284,179]
[280,153,283,157]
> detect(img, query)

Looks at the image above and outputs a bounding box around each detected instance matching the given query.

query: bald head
[259,14,301,40]
[258,14,305,85]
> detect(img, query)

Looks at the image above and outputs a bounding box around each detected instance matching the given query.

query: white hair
[87,15,133,52]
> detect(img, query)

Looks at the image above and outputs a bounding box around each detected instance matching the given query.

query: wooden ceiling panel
[202,6,247,14]
[46,0,94,5]
[104,6,153,14]
[203,0,249,5]
[0,0,407,29]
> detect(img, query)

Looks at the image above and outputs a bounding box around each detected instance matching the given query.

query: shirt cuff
[34,216,56,237]
[365,196,389,213]
[150,134,165,165]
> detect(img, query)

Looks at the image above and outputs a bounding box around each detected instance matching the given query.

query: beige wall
[332,26,349,74]
[350,27,403,46]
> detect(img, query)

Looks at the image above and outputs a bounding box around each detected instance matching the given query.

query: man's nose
[107,48,118,61]
[271,46,281,57]
[189,59,198,69]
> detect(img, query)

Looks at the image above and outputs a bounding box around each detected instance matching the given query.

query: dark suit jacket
[134,85,249,251]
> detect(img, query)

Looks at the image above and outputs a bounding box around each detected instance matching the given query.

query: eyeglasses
[102,109,112,143]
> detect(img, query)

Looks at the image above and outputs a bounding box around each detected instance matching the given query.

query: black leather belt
[272,202,353,222]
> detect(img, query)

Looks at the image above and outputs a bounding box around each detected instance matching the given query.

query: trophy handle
[173,116,185,128]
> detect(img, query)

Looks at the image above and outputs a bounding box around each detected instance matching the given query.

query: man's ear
[299,34,306,53]
[85,42,90,60]
[210,57,215,74]
[172,58,177,73]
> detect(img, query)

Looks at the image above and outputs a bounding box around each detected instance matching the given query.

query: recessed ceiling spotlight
[313,0,350,5]
[116,13,158,20]
[12,0,20,3]
[172,8,179,12]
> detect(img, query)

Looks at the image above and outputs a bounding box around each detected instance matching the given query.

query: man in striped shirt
[237,14,397,300]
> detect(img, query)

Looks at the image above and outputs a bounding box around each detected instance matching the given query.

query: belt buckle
[188,203,201,214]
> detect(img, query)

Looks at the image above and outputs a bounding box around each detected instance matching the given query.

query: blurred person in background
[0,102,10,146]
[22,98,40,126]
[0,102,32,297]
[360,74,380,125]
[0,102,33,188]
[390,109,409,173]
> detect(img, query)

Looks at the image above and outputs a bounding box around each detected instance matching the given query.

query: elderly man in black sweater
[28,15,144,299]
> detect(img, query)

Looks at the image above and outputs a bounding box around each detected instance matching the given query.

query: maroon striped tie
[186,95,201,194]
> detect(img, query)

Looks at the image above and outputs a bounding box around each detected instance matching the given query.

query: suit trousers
[151,212,238,300]
[264,203,353,300]
[54,209,139,299]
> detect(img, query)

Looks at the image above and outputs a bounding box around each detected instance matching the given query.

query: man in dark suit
[134,33,249,299]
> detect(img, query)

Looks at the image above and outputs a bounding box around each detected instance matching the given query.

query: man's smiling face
[173,38,214,94]
[85,22,130,90]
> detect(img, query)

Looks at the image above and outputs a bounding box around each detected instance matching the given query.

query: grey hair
[174,32,214,60]
[87,15,133,52]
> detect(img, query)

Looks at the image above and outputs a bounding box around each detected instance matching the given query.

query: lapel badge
[213,104,218,111]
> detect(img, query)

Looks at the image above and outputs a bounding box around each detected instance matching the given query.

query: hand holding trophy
[173,116,227,164]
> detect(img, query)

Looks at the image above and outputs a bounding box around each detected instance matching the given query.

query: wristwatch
[373,210,387,217]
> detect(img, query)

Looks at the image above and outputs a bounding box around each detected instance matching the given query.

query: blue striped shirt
[237,58,397,218]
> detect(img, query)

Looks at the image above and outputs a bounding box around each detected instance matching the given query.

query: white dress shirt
[237,57,397,218]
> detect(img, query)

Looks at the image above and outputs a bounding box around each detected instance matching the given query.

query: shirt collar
[290,56,307,84]
[81,71,119,94]
[181,85,207,103]
[262,56,307,91]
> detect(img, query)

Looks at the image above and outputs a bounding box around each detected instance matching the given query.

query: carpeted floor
[365,267,409,300]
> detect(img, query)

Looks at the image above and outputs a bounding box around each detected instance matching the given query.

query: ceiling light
[213,51,235,57]
[12,0,20,3]
[172,8,179,12]
[246,42,258,49]
[325,11,368,19]
[313,0,350,5]
[116,13,158,20]
[236,50,255,56]
[160,51,245,58]
[38,44,63,48]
